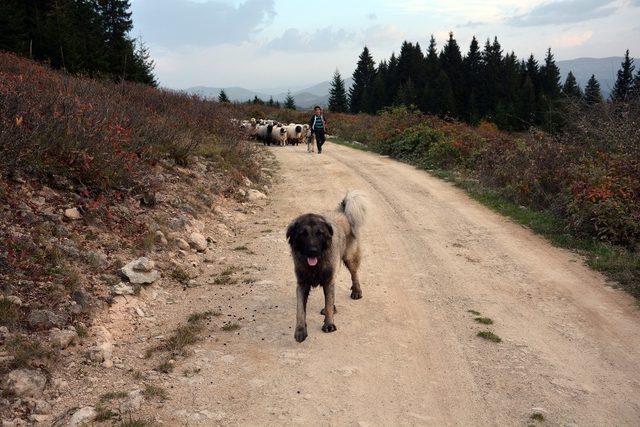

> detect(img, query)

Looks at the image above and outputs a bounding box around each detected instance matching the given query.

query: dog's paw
[294,326,307,343]
[320,305,337,315]
[321,323,337,333]
[350,289,363,300]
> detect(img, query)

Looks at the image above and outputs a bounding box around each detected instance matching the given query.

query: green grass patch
[187,310,220,323]
[3,336,51,371]
[156,360,174,374]
[95,405,117,422]
[467,309,481,316]
[146,311,214,358]
[530,412,545,422]
[222,322,240,332]
[99,390,128,402]
[143,384,168,401]
[477,331,502,343]
[170,266,190,284]
[475,317,493,325]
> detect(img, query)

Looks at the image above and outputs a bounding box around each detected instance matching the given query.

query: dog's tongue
[307,257,318,266]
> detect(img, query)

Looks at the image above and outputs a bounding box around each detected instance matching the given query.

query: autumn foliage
[331,104,640,249]
[0,51,256,194]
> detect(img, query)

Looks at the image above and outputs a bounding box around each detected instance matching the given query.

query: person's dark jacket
[308,114,327,132]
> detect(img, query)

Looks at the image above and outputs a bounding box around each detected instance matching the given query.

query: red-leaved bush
[0,52,258,193]
[330,104,640,250]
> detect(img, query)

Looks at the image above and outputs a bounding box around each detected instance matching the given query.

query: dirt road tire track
[161,141,640,426]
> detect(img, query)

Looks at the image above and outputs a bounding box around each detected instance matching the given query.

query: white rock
[112,282,135,295]
[246,189,267,201]
[34,399,51,414]
[50,328,78,349]
[242,176,252,187]
[64,207,82,220]
[5,369,46,398]
[68,406,97,426]
[237,188,246,197]
[176,238,190,250]
[119,390,144,413]
[121,257,160,284]
[132,257,155,272]
[6,296,22,306]
[188,232,208,252]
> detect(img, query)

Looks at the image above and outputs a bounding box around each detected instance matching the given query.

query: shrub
[0,52,255,195]
[330,101,640,251]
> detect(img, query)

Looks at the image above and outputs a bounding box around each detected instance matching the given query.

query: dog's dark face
[286,214,333,267]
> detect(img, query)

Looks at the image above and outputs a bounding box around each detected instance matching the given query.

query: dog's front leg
[295,285,310,342]
[321,281,337,333]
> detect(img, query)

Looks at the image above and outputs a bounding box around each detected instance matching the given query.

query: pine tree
[397,41,425,94]
[562,71,582,98]
[439,32,463,116]
[433,71,455,116]
[395,78,417,106]
[284,91,296,109]
[385,53,400,106]
[480,37,504,119]
[632,70,640,100]
[267,97,275,106]
[501,52,523,129]
[328,69,349,113]
[349,46,376,113]
[518,75,537,126]
[423,35,440,114]
[131,40,157,86]
[611,50,635,102]
[540,48,561,99]
[252,95,264,105]
[584,74,603,105]
[463,36,482,122]
[218,89,230,103]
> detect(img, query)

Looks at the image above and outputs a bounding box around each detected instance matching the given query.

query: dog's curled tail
[339,190,367,234]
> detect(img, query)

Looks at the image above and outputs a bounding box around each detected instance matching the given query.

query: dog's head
[286,214,333,267]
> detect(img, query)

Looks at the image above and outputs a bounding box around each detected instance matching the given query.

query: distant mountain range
[557,57,635,97]
[185,57,634,108]
[186,77,354,109]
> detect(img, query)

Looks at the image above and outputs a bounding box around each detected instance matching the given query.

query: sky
[130,0,640,90]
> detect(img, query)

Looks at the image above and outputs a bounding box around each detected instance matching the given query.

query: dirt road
[127,141,640,425]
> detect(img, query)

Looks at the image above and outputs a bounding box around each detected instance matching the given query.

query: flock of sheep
[238,118,311,147]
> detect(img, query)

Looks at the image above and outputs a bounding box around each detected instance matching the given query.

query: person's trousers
[314,129,326,152]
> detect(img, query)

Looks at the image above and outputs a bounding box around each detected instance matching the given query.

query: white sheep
[285,123,305,146]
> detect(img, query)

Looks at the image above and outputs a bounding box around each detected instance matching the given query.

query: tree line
[328,33,640,131]
[224,89,297,110]
[0,0,156,85]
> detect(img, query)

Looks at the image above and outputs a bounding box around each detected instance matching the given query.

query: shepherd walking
[308,106,327,154]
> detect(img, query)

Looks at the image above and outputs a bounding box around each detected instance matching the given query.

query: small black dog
[286,191,366,342]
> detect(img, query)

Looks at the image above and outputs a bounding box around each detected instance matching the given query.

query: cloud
[507,0,618,26]
[361,24,405,49]
[552,29,594,47]
[132,0,275,47]
[459,20,487,28]
[266,27,354,52]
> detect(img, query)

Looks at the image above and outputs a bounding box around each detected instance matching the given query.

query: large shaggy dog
[286,191,366,342]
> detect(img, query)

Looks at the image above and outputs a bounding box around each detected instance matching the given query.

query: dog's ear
[323,220,333,237]
[286,220,298,242]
